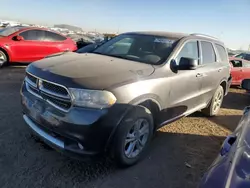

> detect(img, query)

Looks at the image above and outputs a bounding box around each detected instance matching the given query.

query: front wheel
[0,50,8,68]
[202,85,224,116]
[112,106,154,167]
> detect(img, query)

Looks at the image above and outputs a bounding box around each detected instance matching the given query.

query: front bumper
[21,82,129,157]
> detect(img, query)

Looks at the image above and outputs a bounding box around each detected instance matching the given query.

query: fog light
[78,143,84,150]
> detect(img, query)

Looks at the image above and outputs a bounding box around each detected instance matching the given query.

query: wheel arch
[219,79,227,95]
[128,94,163,111]
[104,95,162,152]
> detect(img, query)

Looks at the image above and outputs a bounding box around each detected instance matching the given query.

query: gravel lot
[0,66,248,188]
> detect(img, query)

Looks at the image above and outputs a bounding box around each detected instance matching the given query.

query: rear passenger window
[201,41,216,64]
[176,41,199,65]
[44,31,67,41]
[215,44,228,62]
[20,30,46,41]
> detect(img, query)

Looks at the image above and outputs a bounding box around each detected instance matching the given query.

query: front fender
[128,93,163,110]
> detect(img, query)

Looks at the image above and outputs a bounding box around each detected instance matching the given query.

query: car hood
[27,52,155,90]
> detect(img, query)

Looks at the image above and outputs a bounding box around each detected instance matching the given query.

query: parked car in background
[200,81,250,187]
[76,42,101,53]
[68,34,95,49]
[21,31,231,167]
[234,52,250,62]
[0,26,77,68]
[76,35,116,53]
[229,57,250,86]
[242,79,250,94]
[228,52,236,57]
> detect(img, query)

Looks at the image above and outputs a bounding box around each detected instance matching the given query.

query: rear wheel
[112,106,154,167]
[0,50,8,68]
[202,85,224,116]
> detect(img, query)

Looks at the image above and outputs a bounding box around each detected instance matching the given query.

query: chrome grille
[42,81,69,96]
[25,72,72,112]
[26,73,37,84]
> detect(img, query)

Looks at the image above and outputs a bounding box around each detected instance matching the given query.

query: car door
[42,31,69,56]
[197,41,225,104]
[10,29,47,62]
[230,59,244,85]
[168,40,203,114]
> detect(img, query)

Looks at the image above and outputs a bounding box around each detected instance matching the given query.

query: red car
[229,57,250,85]
[0,26,77,67]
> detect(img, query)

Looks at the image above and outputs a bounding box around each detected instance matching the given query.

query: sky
[0,0,249,50]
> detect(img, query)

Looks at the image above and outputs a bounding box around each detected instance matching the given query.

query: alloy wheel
[124,118,150,158]
[213,89,223,113]
[0,52,6,66]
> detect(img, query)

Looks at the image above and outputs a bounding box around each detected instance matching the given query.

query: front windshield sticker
[154,38,175,44]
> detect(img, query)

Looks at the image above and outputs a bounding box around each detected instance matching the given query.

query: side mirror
[242,79,250,90]
[13,35,24,41]
[178,57,198,70]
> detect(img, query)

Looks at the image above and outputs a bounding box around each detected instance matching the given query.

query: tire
[0,50,8,68]
[112,106,154,167]
[202,85,224,116]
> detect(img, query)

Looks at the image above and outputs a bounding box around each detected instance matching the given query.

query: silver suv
[21,31,231,167]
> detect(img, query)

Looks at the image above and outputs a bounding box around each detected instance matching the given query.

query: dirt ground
[0,66,249,188]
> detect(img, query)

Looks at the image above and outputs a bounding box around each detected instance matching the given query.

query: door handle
[218,68,222,72]
[196,73,203,77]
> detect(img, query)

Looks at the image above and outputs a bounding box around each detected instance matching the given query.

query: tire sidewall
[210,86,224,116]
[0,50,7,68]
[113,106,154,167]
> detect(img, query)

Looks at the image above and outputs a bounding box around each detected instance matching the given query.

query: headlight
[69,88,116,109]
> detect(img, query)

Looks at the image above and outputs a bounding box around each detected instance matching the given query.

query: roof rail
[190,33,219,40]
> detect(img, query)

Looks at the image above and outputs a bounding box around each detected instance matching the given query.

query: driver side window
[176,41,199,65]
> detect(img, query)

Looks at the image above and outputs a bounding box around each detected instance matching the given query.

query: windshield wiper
[91,52,125,59]
[91,52,135,61]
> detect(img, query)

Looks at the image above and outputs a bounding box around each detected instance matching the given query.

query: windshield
[0,26,24,36]
[93,34,177,65]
